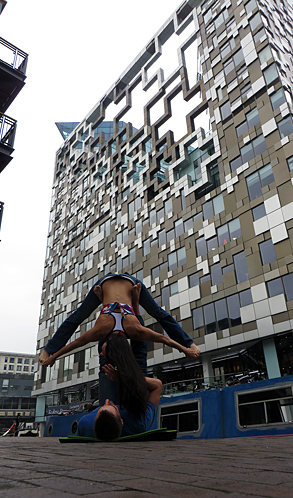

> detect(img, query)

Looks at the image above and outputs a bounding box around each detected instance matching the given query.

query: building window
[267,278,284,297]
[259,239,276,265]
[9,365,14,371]
[287,156,293,172]
[17,358,23,364]
[23,366,29,372]
[220,101,232,121]
[283,274,293,301]
[252,203,266,221]
[240,289,253,307]
[278,116,293,139]
[263,64,279,85]
[258,45,272,65]
[17,365,22,371]
[245,0,257,14]
[227,294,241,327]
[189,273,199,288]
[234,251,249,283]
[203,194,224,221]
[270,88,286,111]
[143,239,150,256]
[24,359,30,364]
[196,237,207,257]
[211,263,223,286]
[161,286,170,308]
[9,357,15,363]
[249,12,262,32]
[254,27,266,44]
[246,164,274,200]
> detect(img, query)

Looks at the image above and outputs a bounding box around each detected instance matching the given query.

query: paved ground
[0,436,292,497]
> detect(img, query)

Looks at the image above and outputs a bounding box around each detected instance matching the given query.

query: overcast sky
[0,0,182,354]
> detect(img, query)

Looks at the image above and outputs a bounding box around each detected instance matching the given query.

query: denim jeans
[45,272,193,354]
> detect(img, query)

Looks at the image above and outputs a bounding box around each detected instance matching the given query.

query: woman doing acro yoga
[42,277,200,367]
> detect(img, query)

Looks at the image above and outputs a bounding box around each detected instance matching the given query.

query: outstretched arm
[125,320,200,359]
[42,326,104,367]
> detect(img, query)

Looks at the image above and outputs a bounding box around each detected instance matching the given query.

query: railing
[0,37,28,74]
[0,113,16,148]
[161,370,268,396]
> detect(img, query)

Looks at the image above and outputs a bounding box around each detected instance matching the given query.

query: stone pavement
[0,436,292,497]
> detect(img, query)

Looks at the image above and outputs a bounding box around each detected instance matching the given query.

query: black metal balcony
[0,37,28,113]
[0,112,16,172]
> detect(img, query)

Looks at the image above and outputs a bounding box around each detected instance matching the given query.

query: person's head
[104,333,148,416]
[94,399,123,440]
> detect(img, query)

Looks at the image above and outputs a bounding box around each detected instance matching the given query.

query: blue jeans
[45,272,193,354]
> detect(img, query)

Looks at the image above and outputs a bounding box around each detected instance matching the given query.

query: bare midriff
[101,277,133,306]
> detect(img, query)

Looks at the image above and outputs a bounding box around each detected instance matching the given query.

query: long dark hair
[105,334,148,416]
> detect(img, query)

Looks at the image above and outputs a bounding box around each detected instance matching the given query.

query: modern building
[0,0,28,233]
[0,352,36,433]
[34,0,293,422]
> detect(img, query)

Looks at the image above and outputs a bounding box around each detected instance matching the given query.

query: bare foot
[132,283,141,315]
[187,343,201,358]
[39,350,49,364]
[94,285,103,302]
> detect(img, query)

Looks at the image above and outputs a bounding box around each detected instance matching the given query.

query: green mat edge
[59,427,177,443]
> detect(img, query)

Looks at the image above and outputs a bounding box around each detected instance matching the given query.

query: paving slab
[0,436,292,497]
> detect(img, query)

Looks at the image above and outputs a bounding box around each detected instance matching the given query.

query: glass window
[215,299,229,329]
[152,266,160,280]
[283,274,293,301]
[234,251,249,283]
[129,248,136,265]
[259,163,274,187]
[170,282,178,295]
[193,307,204,329]
[258,46,272,64]
[211,263,223,286]
[220,101,232,120]
[143,239,150,256]
[267,278,283,297]
[213,194,224,215]
[229,218,241,240]
[164,198,172,215]
[17,358,23,364]
[203,200,213,221]
[241,143,254,163]
[196,237,207,257]
[161,286,170,308]
[254,27,266,44]
[278,117,293,139]
[249,12,262,31]
[227,294,241,326]
[223,264,234,274]
[177,247,186,267]
[252,134,267,156]
[236,121,248,137]
[168,252,177,271]
[270,89,286,111]
[247,108,260,128]
[252,204,266,220]
[259,239,276,265]
[204,303,217,334]
[264,64,279,85]
[184,218,193,232]
[287,156,293,172]
[149,210,156,225]
[230,156,242,172]
[175,219,184,238]
[218,224,230,246]
[240,289,253,306]
[233,49,244,67]
[157,208,164,222]
[167,229,175,242]
[9,358,15,363]
[189,273,199,288]
[158,229,166,247]
[245,0,257,13]
[207,236,218,252]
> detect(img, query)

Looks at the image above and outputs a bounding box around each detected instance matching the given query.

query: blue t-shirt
[78,402,157,438]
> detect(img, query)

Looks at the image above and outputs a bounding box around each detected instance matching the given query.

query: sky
[0,0,182,354]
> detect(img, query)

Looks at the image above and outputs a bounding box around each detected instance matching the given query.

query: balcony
[0,37,28,113]
[0,112,16,172]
